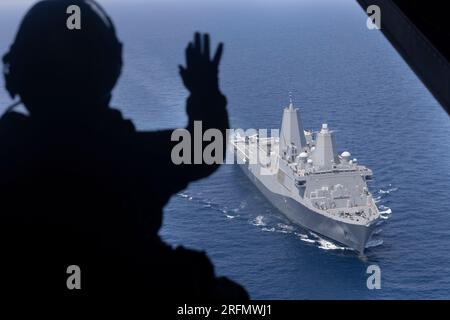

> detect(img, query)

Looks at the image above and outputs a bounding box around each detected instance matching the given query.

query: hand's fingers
[203,33,210,60]
[194,32,201,54]
[213,42,224,67]
[185,43,193,68]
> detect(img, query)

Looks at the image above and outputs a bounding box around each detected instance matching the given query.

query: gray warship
[231,99,380,253]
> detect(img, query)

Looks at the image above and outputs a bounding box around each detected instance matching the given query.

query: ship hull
[239,164,376,254]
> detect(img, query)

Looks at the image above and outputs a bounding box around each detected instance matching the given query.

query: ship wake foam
[176,192,247,220]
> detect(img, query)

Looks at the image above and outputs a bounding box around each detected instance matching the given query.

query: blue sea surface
[1,0,449,299]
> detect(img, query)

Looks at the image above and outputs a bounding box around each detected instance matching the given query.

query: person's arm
[135,33,228,201]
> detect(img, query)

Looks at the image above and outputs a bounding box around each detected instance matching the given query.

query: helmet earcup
[2,51,19,99]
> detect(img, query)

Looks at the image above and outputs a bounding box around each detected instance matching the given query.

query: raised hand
[179,32,224,95]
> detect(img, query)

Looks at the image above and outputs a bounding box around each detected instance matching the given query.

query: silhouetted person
[0,0,247,300]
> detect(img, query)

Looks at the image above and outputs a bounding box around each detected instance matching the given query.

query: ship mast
[279,94,307,161]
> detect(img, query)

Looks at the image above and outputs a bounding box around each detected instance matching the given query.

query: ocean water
[1,0,450,299]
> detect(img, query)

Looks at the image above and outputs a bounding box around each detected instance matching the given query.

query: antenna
[288,91,294,109]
